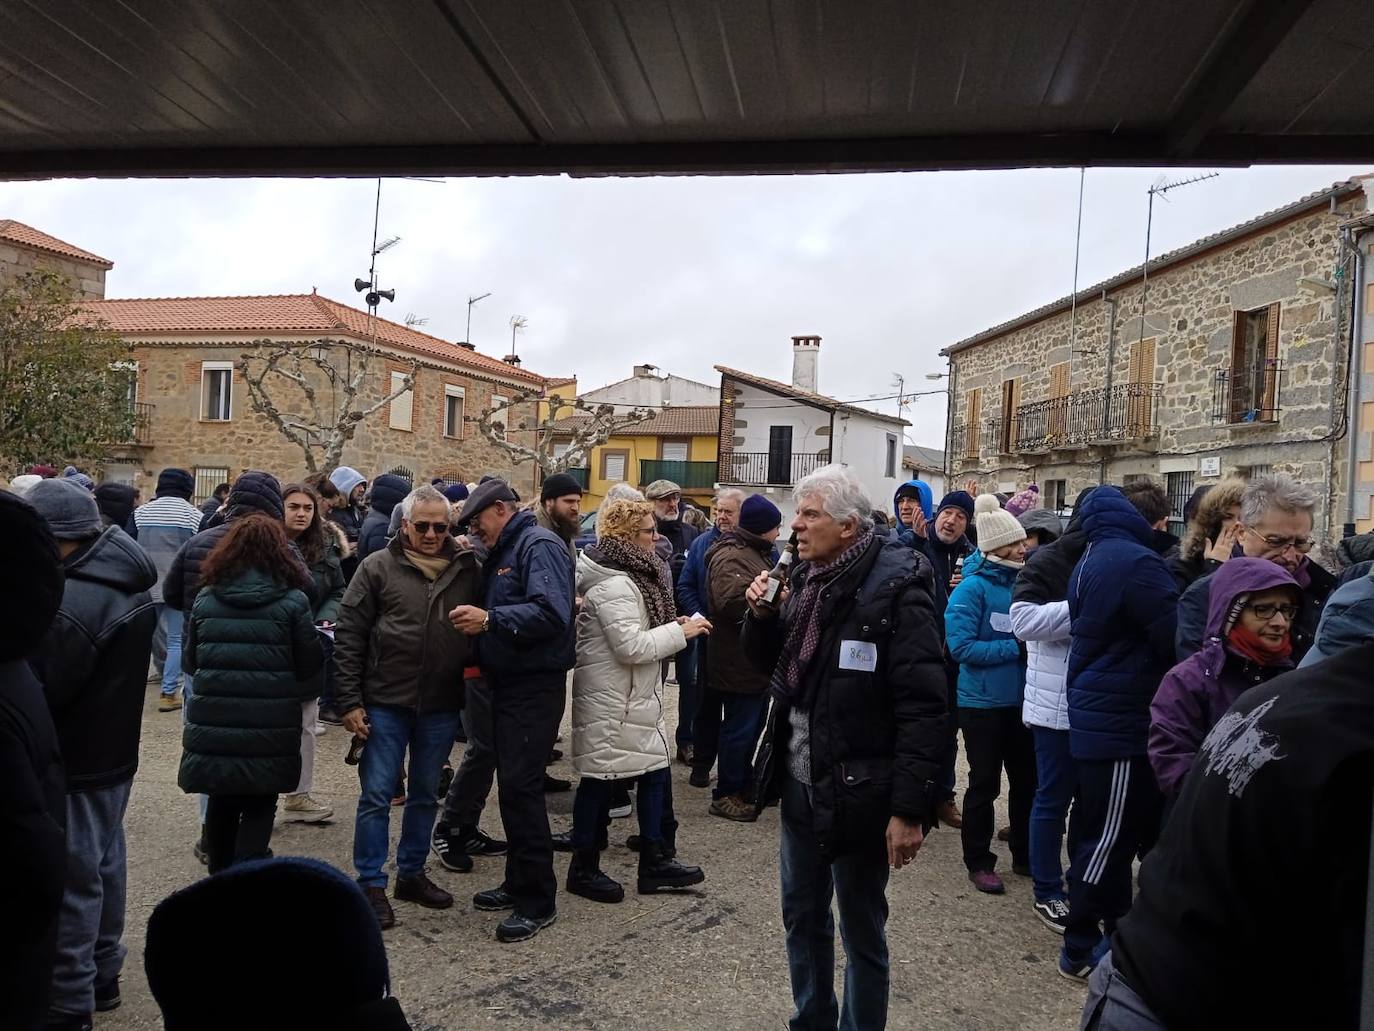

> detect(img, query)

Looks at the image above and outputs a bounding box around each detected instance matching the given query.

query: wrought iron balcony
[639,459,716,490]
[1212,360,1283,424]
[720,451,826,486]
[947,423,977,463]
[1011,383,1161,452]
[116,402,154,446]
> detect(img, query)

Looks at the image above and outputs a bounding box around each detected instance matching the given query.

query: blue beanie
[936,490,975,522]
[739,494,782,535]
[443,482,470,503]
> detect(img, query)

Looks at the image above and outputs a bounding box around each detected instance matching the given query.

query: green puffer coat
[178,569,326,796]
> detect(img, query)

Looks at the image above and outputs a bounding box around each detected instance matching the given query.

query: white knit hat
[974,493,1026,553]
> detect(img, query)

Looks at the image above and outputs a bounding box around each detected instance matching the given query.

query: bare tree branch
[475,389,657,477]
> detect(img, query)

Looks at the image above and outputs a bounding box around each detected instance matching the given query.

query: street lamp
[925,372,949,380]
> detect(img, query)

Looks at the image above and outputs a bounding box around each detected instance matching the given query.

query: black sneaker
[496,910,557,943]
[1033,898,1070,933]
[543,773,572,793]
[473,887,515,912]
[94,977,120,1012]
[430,825,474,873]
[688,767,712,788]
[455,825,508,857]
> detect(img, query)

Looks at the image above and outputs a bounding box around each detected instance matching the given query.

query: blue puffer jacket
[356,473,411,562]
[944,550,1024,708]
[1066,486,1179,761]
[676,526,721,616]
[477,510,576,679]
[1299,570,1374,667]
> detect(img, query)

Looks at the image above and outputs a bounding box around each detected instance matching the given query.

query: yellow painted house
[550,405,721,511]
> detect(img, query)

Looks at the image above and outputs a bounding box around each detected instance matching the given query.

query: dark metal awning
[1,0,1372,179]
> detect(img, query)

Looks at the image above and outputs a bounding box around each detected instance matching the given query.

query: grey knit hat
[26,477,103,540]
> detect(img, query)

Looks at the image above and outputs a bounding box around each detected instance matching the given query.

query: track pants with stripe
[1063,756,1162,965]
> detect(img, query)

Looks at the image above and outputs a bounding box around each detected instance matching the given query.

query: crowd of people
[2,455,1372,1030]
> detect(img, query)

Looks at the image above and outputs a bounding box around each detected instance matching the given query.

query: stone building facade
[0,219,110,298]
[941,177,1374,544]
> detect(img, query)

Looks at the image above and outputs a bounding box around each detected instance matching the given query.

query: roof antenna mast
[1137,171,1220,354]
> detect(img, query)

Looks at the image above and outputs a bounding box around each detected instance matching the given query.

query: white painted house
[716,336,909,510]
[579,364,718,409]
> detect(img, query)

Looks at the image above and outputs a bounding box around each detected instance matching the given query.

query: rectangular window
[194,466,230,506]
[1244,464,1272,480]
[963,388,981,459]
[885,434,898,478]
[999,378,1021,453]
[1042,478,1067,514]
[1127,338,1156,436]
[661,440,690,462]
[443,384,465,438]
[553,442,570,461]
[1165,470,1195,538]
[1228,305,1281,422]
[490,394,509,440]
[388,372,414,431]
[201,362,233,421]
[600,449,629,482]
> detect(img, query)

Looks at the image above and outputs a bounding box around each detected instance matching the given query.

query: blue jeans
[780,775,890,1031]
[1030,725,1077,902]
[571,767,669,849]
[159,605,183,697]
[714,693,766,799]
[353,704,462,888]
[50,781,131,1017]
[180,674,207,823]
[674,640,699,748]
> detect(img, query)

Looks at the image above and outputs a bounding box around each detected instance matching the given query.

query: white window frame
[389,371,414,432]
[490,394,509,440]
[201,361,233,422]
[661,441,690,462]
[552,441,571,461]
[443,384,466,439]
[603,452,627,481]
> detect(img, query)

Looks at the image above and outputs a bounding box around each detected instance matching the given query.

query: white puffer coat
[1010,598,1071,731]
[572,552,687,780]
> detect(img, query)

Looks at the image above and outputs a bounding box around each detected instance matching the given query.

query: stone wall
[0,244,107,299]
[105,339,542,501]
[945,188,1368,543]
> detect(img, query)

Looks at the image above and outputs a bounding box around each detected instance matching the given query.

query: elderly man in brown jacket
[703,494,783,820]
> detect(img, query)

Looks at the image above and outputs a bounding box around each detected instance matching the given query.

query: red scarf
[1227,624,1292,666]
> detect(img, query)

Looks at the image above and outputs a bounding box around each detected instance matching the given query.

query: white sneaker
[281,793,333,823]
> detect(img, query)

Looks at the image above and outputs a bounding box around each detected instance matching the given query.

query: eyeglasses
[1250,531,1314,554]
[637,526,657,536]
[409,521,443,536]
[1245,602,1299,621]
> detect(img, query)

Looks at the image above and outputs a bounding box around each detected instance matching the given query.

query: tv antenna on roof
[1136,171,1220,352]
[354,179,399,314]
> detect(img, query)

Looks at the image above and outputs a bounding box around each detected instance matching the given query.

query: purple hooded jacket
[1148,558,1298,797]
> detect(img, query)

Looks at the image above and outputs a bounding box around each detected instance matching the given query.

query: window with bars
[1165,470,1195,538]
[1043,478,1067,515]
[194,466,230,506]
[1244,464,1272,480]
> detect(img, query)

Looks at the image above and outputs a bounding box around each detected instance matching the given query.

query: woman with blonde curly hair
[1169,478,1246,591]
[565,499,712,903]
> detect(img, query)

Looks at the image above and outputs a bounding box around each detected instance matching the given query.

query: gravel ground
[104,683,1087,1030]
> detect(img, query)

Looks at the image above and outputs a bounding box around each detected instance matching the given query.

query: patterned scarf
[771,529,875,709]
[591,536,677,628]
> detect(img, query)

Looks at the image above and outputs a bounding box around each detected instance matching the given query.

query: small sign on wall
[1200,456,1221,478]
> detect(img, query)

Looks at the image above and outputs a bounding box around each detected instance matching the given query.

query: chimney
[633,364,658,378]
[791,335,820,393]
[502,354,522,366]
[455,341,476,350]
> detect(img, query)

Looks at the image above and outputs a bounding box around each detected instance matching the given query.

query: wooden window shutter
[1129,338,1155,384]
[1049,362,1069,399]
[965,388,981,457]
[1231,310,1247,368]
[1262,303,1281,415]
[1265,303,1281,360]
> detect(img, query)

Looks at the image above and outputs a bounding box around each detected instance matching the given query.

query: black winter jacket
[29,527,157,791]
[1011,510,1088,608]
[164,482,295,613]
[356,474,410,562]
[476,510,576,679]
[179,570,325,796]
[655,514,699,589]
[743,536,947,856]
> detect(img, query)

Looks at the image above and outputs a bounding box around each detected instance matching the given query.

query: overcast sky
[3,163,1367,447]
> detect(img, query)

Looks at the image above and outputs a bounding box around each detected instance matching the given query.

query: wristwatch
[480,614,490,634]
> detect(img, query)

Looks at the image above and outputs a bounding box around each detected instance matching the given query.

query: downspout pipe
[1100,290,1120,485]
[1344,228,1370,536]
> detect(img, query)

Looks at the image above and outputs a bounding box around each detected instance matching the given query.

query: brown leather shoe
[365,886,395,929]
[937,799,963,828]
[395,872,454,910]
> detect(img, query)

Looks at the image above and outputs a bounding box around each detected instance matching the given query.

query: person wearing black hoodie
[92,483,139,540]
[357,474,412,563]
[25,479,158,1028]
[0,489,68,1031]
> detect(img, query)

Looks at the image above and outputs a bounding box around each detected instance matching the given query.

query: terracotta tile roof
[82,292,545,386]
[715,366,908,426]
[550,405,720,437]
[0,219,113,269]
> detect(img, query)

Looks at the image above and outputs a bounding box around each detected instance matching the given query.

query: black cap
[540,472,584,502]
[455,477,519,529]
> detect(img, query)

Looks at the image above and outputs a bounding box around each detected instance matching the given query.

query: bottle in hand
[758,535,797,612]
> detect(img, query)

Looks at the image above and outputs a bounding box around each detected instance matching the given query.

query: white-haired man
[335,485,480,930]
[742,464,948,1030]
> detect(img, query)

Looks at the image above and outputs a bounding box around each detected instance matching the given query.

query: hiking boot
[430,824,474,873]
[94,977,120,1012]
[454,825,507,857]
[936,799,963,828]
[688,767,712,788]
[546,748,564,764]
[496,910,556,943]
[709,794,758,823]
[543,773,572,793]
[552,829,605,853]
[157,691,182,713]
[281,793,333,823]
[637,839,705,894]
[394,872,453,909]
[566,849,625,904]
[192,828,208,866]
[365,886,395,929]
[675,744,693,765]
[473,887,515,912]
[1033,898,1070,934]
[969,870,1005,895]
[625,834,676,860]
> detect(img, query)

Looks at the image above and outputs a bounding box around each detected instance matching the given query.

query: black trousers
[692,638,724,773]
[204,793,277,874]
[443,677,495,830]
[490,674,565,919]
[958,706,1036,873]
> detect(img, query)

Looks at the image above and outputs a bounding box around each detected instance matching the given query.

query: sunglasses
[409,521,444,536]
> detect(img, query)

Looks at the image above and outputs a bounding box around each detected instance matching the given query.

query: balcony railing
[948,423,976,463]
[116,402,154,446]
[1212,360,1283,424]
[720,451,826,486]
[1010,383,1162,451]
[640,459,716,491]
[979,417,1004,452]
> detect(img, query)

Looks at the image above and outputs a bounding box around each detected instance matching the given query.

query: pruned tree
[0,269,135,473]
[237,338,419,473]
[476,389,657,476]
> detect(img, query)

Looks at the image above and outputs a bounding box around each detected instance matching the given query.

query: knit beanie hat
[540,472,584,502]
[26,477,104,540]
[62,466,96,492]
[0,491,63,660]
[936,490,975,522]
[156,467,196,500]
[9,473,42,496]
[738,494,782,535]
[226,470,285,521]
[442,482,470,503]
[145,857,408,1031]
[974,493,1025,553]
[1004,484,1040,518]
[94,482,138,529]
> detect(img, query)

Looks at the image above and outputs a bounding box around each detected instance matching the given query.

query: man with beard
[535,474,583,563]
